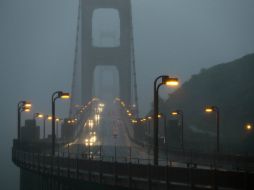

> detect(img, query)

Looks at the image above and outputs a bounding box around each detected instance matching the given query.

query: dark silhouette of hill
[164,53,254,151]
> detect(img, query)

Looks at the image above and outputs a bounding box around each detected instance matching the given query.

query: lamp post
[17,101,32,140]
[140,118,148,143]
[147,116,152,137]
[51,91,70,156]
[171,110,184,150]
[33,113,44,139]
[33,112,44,120]
[55,117,62,139]
[153,75,179,165]
[44,115,53,139]
[157,113,167,144]
[205,106,220,153]
[56,117,60,139]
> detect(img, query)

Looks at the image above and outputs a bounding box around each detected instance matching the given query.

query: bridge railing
[13,139,254,172]
[12,145,254,190]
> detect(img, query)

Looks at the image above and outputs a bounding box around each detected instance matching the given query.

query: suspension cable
[69,0,81,117]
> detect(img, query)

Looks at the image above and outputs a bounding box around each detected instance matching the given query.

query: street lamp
[17,101,32,140]
[157,113,167,145]
[42,115,53,139]
[55,117,62,139]
[33,113,44,139]
[153,75,179,165]
[147,116,153,137]
[171,110,184,150]
[131,119,137,124]
[244,123,253,131]
[205,105,220,153]
[33,112,44,119]
[51,91,70,156]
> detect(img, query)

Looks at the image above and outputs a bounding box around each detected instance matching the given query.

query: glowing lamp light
[60,92,70,99]
[205,107,214,113]
[171,111,179,116]
[245,123,253,131]
[24,108,31,112]
[162,77,179,87]
[99,103,105,107]
[68,119,76,124]
[121,101,125,107]
[90,136,96,143]
[34,113,44,119]
[24,102,32,108]
[166,79,179,86]
[131,119,137,124]
[25,104,32,108]
[37,114,44,118]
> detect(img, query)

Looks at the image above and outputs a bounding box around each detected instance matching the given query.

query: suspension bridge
[12,0,254,189]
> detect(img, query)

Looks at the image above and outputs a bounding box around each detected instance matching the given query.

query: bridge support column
[81,64,95,104]
[81,0,133,105]
[118,64,131,105]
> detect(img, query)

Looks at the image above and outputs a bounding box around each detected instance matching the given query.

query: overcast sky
[1,0,254,189]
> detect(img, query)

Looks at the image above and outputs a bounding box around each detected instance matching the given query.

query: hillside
[164,53,254,145]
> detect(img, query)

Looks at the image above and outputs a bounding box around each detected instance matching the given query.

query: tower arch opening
[93,66,119,102]
[92,8,120,47]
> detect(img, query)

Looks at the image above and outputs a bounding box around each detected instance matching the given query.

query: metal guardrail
[13,140,254,171]
[12,143,254,190]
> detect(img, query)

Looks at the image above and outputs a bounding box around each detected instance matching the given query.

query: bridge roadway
[66,101,151,164]
[12,101,254,189]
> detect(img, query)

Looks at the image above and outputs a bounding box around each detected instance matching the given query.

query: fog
[1,0,254,189]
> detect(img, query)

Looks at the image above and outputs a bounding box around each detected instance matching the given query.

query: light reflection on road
[63,100,205,167]
[64,99,153,163]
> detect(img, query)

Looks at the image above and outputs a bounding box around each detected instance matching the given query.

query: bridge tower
[70,0,139,118]
[81,0,133,106]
